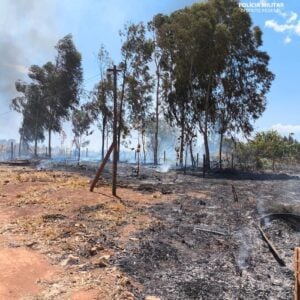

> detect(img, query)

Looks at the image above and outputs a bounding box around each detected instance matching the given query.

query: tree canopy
[11,1,276,167]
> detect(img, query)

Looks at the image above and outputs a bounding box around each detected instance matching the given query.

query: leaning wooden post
[196,153,199,168]
[295,247,300,300]
[90,143,114,192]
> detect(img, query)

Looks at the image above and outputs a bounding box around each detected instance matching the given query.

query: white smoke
[156,164,172,173]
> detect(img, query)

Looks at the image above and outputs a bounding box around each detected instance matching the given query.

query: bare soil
[0,164,299,299]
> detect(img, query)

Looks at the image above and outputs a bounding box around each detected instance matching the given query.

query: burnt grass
[19,162,300,299]
[112,168,300,299]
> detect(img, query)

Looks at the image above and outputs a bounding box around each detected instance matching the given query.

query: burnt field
[0,163,300,299]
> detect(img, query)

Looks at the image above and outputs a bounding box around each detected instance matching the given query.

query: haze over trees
[11,0,281,168]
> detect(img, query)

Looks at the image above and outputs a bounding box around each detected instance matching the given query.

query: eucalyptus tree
[29,62,61,158]
[147,15,172,165]
[28,34,83,158]
[213,12,274,168]
[86,81,113,160]
[71,108,92,162]
[119,22,154,162]
[11,81,45,156]
[155,0,274,169]
[126,69,153,163]
[85,45,113,159]
[148,11,194,166]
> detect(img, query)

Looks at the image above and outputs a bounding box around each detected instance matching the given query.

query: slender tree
[86,80,113,159]
[72,108,92,162]
[85,45,113,159]
[148,15,171,165]
[118,22,154,161]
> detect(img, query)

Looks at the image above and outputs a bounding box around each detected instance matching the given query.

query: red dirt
[0,247,59,299]
[0,166,158,298]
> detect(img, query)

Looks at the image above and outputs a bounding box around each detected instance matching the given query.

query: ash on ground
[112,167,300,299]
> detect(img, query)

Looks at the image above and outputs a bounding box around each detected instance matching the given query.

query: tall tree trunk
[34,117,38,157]
[184,143,188,174]
[117,64,127,162]
[204,72,212,169]
[189,140,195,167]
[106,125,109,158]
[179,119,185,167]
[219,132,224,170]
[142,129,146,164]
[34,138,38,157]
[48,128,52,158]
[203,133,210,170]
[18,135,22,157]
[154,72,160,165]
[101,116,106,160]
[78,144,81,163]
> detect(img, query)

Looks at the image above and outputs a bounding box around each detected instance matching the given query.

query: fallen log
[258,224,285,266]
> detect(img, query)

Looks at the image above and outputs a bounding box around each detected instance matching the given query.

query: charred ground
[0,163,299,299]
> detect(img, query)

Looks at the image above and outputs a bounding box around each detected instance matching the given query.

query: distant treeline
[222,131,300,170]
[11,0,274,167]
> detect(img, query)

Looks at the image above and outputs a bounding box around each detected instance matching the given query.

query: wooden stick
[90,143,114,192]
[194,227,228,236]
[295,247,300,300]
[232,184,238,202]
[258,224,285,266]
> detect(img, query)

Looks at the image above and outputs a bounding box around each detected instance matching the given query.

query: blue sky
[0,0,299,150]
[249,0,300,139]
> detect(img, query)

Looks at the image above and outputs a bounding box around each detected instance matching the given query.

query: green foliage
[11,34,83,157]
[10,2,277,164]
[120,23,154,130]
[152,0,274,167]
[84,45,113,159]
[72,108,92,161]
[11,81,46,155]
[235,131,300,170]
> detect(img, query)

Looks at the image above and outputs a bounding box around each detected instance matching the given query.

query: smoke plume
[0,0,60,138]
